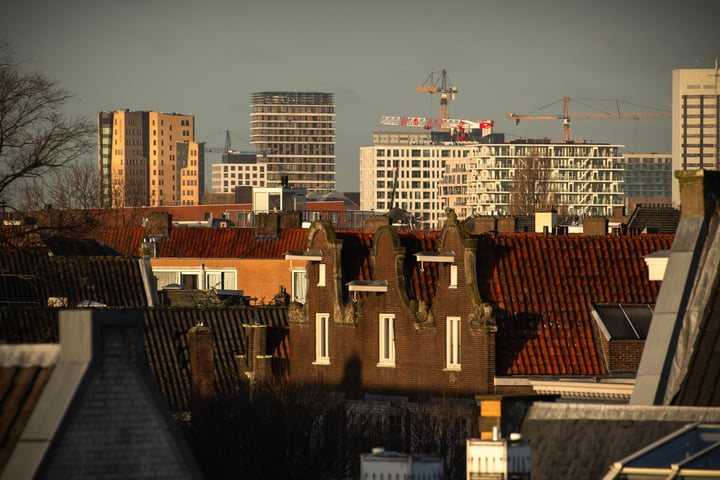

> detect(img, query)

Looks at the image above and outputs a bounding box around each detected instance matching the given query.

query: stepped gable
[333,229,441,306]
[156,227,306,259]
[0,249,149,308]
[625,205,681,234]
[474,232,673,376]
[143,306,288,413]
[398,231,441,305]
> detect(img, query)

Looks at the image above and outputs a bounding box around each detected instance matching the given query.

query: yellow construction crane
[417,69,457,132]
[507,96,671,142]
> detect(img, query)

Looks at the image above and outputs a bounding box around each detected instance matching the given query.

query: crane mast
[417,69,457,132]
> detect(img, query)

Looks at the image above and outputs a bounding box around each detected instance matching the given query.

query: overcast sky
[2,0,718,192]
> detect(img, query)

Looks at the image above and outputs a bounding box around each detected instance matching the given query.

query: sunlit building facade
[672,66,720,205]
[98,110,203,207]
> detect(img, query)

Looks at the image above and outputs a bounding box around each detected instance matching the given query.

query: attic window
[591,303,654,340]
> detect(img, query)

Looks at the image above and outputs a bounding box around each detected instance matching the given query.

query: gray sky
[2,0,719,192]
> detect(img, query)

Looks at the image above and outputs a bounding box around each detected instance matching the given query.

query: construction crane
[204,130,232,153]
[417,69,457,131]
[507,96,671,142]
[380,115,493,141]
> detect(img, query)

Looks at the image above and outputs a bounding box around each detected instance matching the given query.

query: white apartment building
[360,131,478,229]
[361,132,625,227]
[672,64,720,205]
[211,152,267,193]
[458,140,625,217]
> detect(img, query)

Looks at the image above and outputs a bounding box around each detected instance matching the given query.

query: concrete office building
[672,64,720,204]
[359,131,476,230]
[620,153,672,210]
[250,92,335,194]
[211,152,268,193]
[98,110,203,207]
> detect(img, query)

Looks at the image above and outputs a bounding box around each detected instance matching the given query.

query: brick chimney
[364,215,390,233]
[188,323,215,427]
[279,211,301,229]
[255,212,279,237]
[243,325,271,386]
[676,169,720,219]
[582,217,608,236]
[145,212,172,238]
[497,216,517,233]
[472,216,497,234]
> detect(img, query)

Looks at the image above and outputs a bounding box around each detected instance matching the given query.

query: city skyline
[2,0,718,193]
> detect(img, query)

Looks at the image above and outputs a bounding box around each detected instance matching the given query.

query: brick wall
[290,215,496,399]
[597,333,645,373]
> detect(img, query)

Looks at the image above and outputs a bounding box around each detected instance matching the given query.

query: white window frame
[450,265,458,289]
[446,316,461,370]
[318,263,326,287]
[314,313,330,365]
[291,268,307,303]
[378,314,395,367]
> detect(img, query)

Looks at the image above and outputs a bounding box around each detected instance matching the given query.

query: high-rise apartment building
[361,131,625,226]
[250,92,335,194]
[672,64,720,204]
[98,110,203,207]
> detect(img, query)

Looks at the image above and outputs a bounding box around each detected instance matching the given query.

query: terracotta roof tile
[474,232,674,377]
[156,227,307,259]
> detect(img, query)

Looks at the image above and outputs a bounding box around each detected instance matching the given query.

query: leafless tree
[509,152,553,216]
[20,157,98,211]
[0,41,94,212]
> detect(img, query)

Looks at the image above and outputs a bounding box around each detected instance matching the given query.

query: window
[450,265,458,288]
[378,314,395,367]
[292,269,307,303]
[318,263,326,287]
[315,313,330,364]
[446,317,461,370]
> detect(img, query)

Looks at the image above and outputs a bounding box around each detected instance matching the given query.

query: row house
[288,210,673,401]
[289,211,498,399]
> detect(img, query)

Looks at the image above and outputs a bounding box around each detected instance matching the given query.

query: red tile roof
[80,226,309,260]
[475,233,674,376]
[157,227,307,259]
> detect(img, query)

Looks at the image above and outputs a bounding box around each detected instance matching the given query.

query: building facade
[250,92,335,194]
[360,131,474,229]
[211,152,268,193]
[361,132,624,225]
[97,110,203,208]
[672,65,720,204]
[620,153,672,210]
[462,140,624,217]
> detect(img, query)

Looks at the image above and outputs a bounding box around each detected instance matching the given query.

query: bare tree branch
[509,152,553,216]
[0,42,94,209]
